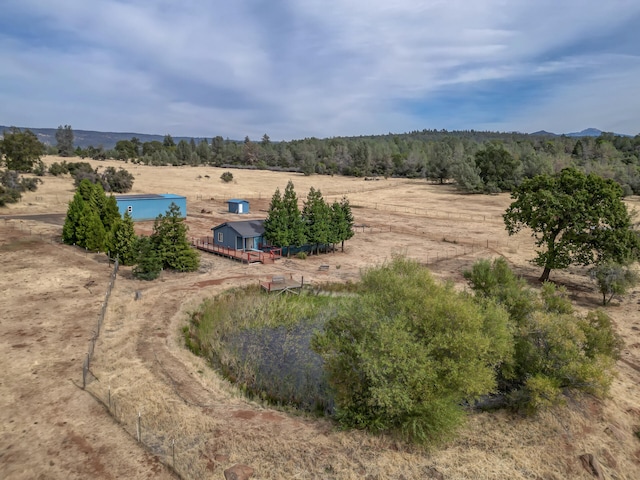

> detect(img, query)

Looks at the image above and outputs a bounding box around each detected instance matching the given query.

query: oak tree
[504,168,640,281]
[0,127,46,172]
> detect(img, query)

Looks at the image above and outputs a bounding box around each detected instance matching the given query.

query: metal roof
[212,219,264,237]
[226,198,248,204]
[114,194,185,200]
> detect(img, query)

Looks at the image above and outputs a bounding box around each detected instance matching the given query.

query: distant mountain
[0,125,215,150]
[530,130,558,137]
[531,128,634,138]
[565,128,605,137]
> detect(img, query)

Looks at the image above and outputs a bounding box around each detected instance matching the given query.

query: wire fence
[78,254,208,478]
[350,222,529,260]
[84,381,209,479]
[347,199,504,223]
[82,258,118,389]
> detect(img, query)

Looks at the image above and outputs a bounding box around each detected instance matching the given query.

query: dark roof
[213,219,264,237]
[226,198,248,204]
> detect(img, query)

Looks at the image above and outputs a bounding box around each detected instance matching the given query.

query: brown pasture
[1,156,640,479]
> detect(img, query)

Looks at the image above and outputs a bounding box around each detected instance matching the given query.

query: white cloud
[1,0,640,137]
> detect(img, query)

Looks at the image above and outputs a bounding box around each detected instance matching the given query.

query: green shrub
[0,169,42,206]
[590,261,640,305]
[512,375,564,415]
[296,251,307,259]
[312,257,512,444]
[48,161,69,176]
[220,171,233,183]
[465,258,622,413]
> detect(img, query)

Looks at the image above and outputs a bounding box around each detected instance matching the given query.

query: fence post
[137,412,141,442]
[82,356,87,389]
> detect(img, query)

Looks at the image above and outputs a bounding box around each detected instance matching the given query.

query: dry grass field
[2,156,640,479]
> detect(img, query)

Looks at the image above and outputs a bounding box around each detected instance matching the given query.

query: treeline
[7,124,640,196]
[71,128,640,195]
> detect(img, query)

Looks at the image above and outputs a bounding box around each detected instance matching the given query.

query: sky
[1,0,640,140]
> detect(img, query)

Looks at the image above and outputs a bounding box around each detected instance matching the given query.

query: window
[127,205,133,213]
[217,232,223,243]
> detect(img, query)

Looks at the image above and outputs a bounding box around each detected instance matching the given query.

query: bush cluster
[465,258,622,413]
[49,161,134,193]
[313,257,512,444]
[0,169,42,206]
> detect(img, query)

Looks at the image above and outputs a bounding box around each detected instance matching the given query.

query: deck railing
[191,237,282,264]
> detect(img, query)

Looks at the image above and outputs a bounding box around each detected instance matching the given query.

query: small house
[226,199,250,214]
[212,220,265,251]
[115,194,187,221]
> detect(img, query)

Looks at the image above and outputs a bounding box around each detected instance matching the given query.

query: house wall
[115,195,187,221]
[211,225,264,251]
[212,224,240,250]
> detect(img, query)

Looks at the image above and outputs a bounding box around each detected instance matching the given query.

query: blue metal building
[212,220,264,251]
[114,194,187,221]
[226,199,250,214]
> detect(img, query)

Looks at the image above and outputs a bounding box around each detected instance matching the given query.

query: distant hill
[531,127,634,138]
[0,125,215,150]
[565,128,606,137]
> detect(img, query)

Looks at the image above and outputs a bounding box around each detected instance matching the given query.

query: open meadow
[2,156,640,479]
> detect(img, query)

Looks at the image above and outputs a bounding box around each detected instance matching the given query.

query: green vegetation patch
[185,285,346,413]
[186,257,622,446]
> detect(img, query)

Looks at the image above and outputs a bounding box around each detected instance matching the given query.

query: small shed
[226,199,250,214]
[212,219,264,251]
[115,194,187,221]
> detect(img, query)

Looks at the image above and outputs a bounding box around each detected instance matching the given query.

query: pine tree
[101,194,121,233]
[263,187,289,248]
[133,236,163,280]
[303,187,331,255]
[77,178,97,202]
[80,208,106,251]
[338,196,354,252]
[62,190,87,245]
[151,202,200,271]
[282,180,306,255]
[330,201,344,253]
[55,125,74,157]
[63,179,121,252]
[107,211,138,265]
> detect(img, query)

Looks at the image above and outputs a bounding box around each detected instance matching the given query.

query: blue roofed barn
[115,194,187,221]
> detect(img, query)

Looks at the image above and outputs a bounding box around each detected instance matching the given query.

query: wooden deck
[192,237,282,264]
[260,273,304,294]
